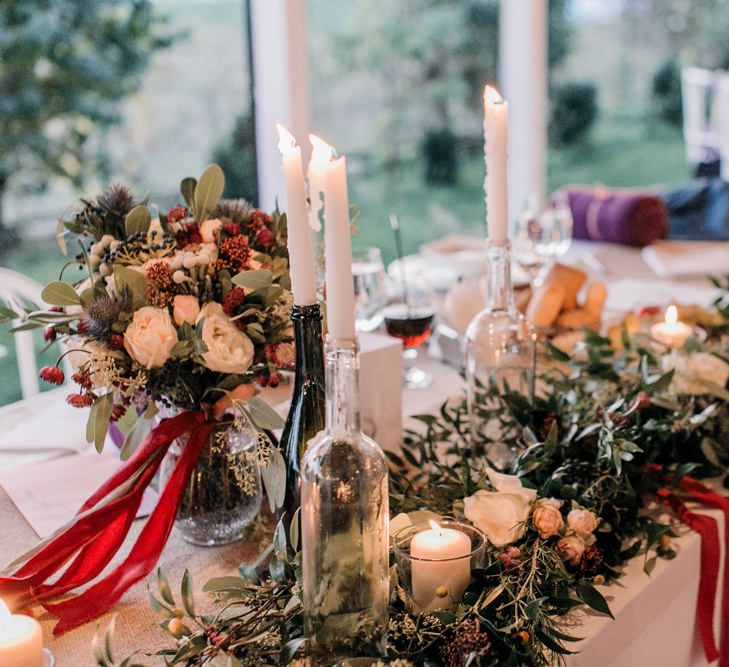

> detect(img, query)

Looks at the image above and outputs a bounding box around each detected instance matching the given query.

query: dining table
[0,238,727,666]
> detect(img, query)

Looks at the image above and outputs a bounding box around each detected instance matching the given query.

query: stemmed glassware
[514,192,574,279]
[383,213,435,389]
[352,246,387,332]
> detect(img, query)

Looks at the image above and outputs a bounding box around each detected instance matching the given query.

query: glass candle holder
[392,520,486,613]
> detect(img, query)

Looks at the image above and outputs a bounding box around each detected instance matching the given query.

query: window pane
[0,0,253,405]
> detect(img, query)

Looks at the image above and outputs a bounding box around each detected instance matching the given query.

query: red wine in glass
[383,304,435,349]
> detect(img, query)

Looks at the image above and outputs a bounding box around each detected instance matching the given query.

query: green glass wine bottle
[279,303,326,522]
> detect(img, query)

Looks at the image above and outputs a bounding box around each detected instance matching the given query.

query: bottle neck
[291,303,325,384]
[486,239,514,312]
[324,336,361,435]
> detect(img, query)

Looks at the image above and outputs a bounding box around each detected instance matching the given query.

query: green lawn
[0,117,690,406]
[351,118,690,263]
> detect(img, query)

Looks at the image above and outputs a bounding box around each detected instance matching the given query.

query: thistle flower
[211,198,253,226]
[96,184,136,223]
[83,294,123,339]
[39,366,65,385]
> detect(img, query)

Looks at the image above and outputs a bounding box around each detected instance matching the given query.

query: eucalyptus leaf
[181,570,195,618]
[194,164,225,222]
[245,396,285,430]
[114,265,147,310]
[180,177,197,212]
[125,205,152,237]
[575,580,613,618]
[231,269,273,291]
[94,395,114,453]
[42,280,81,307]
[261,448,286,512]
[157,568,176,606]
[56,217,68,256]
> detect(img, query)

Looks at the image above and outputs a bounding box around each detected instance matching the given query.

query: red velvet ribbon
[0,410,214,635]
[656,487,721,663]
[677,476,729,667]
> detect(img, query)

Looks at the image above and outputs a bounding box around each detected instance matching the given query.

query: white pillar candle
[277,124,318,306]
[0,600,44,667]
[483,85,509,243]
[651,305,693,348]
[410,521,471,612]
[309,134,356,341]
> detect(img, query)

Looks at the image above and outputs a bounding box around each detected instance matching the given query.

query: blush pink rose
[124,306,177,369]
[567,509,598,537]
[532,498,564,539]
[172,295,201,325]
[557,535,586,566]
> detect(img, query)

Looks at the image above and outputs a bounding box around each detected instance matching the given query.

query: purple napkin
[565,186,669,247]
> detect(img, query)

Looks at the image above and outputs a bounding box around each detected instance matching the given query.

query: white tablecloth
[0,239,725,665]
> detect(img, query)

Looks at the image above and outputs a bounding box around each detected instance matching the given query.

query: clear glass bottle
[464,239,536,468]
[279,303,326,524]
[301,337,389,662]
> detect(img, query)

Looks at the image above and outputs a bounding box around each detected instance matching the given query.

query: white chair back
[0,267,70,399]
[713,73,729,180]
[681,66,716,163]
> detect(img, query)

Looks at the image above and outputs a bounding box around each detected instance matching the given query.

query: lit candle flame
[665,305,678,325]
[484,84,504,106]
[428,519,442,535]
[276,124,297,155]
[0,599,9,619]
[309,134,336,166]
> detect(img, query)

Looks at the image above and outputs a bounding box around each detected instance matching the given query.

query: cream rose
[464,469,537,547]
[532,498,564,539]
[124,306,178,369]
[200,218,222,243]
[556,535,586,566]
[197,302,254,374]
[173,295,201,326]
[567,509,598,537]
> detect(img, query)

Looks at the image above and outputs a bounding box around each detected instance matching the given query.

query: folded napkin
[565,186,669,247]
[641,241,729,278]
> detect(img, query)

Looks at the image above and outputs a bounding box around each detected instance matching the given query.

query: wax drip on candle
[307,135,336,233]
[389,213,411,316]
[276,123,296,154]
[484,84,504,106]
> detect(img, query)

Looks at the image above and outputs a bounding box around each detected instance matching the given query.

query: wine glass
[383,289,435,390]
[352,246,387,332]
[514,192,574,279]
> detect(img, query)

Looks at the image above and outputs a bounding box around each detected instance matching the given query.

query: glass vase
[279,303,326,525]
[162,411,262,546]
[301,337,390,662]
[464,239,536,468]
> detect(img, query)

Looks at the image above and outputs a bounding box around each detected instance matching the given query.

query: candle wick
[389,213,411,316]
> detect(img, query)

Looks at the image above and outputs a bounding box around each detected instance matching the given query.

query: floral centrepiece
[0,164,294,633]
[94,290,729,666]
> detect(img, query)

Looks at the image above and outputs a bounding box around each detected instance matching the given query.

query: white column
[249,0,310,211]
[499,0,548,227]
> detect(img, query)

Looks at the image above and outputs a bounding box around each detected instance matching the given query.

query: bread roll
[526,284,566,328]
[556,308,599,329]
[584,282,607,316]
[540,263,587,310]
